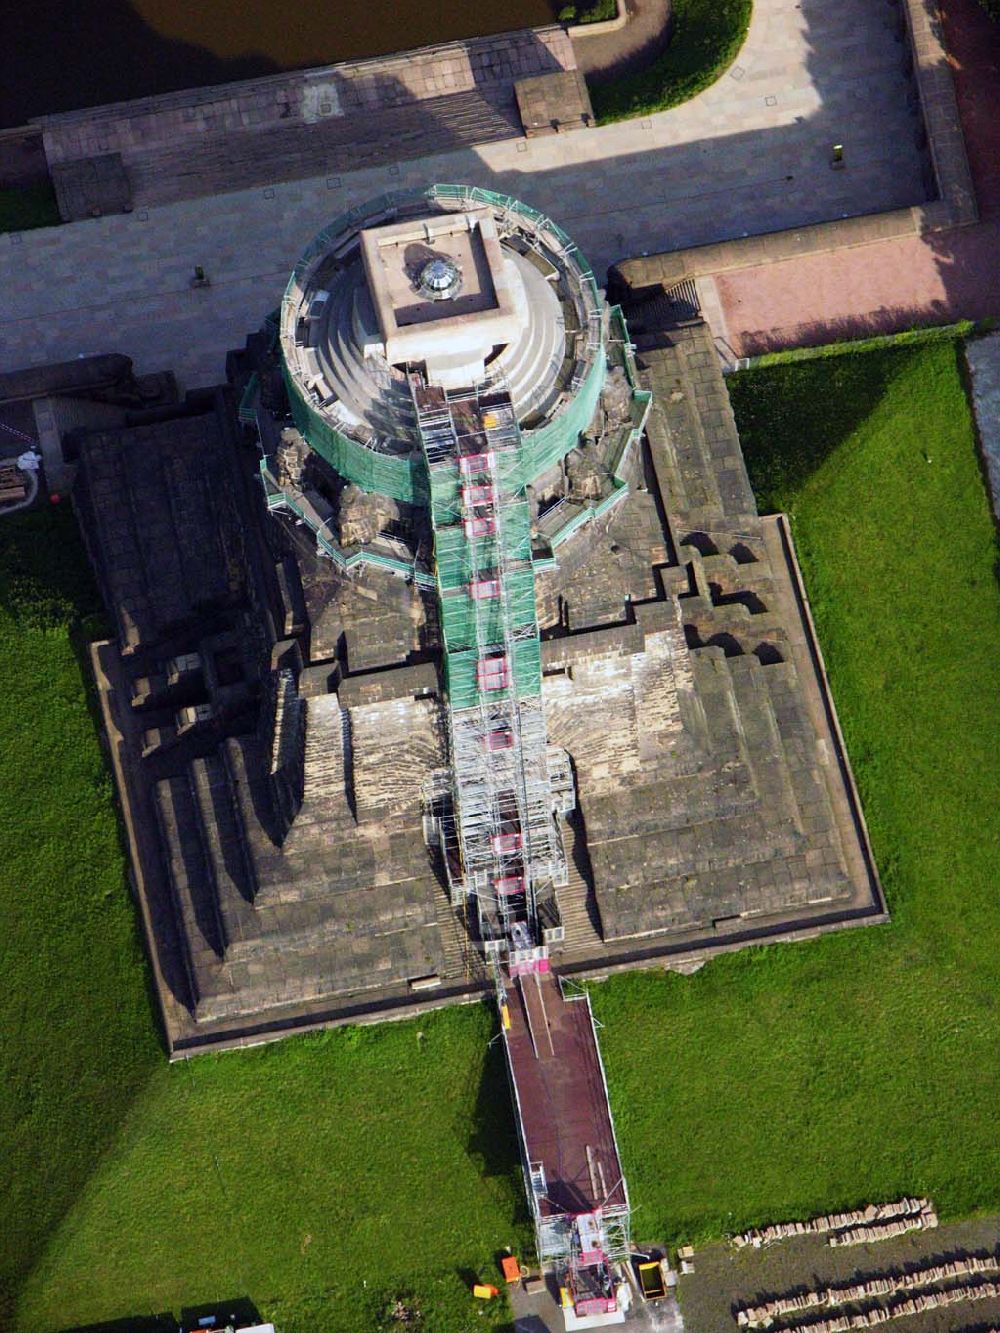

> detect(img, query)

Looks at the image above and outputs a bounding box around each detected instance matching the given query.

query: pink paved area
[715,0,1000,356]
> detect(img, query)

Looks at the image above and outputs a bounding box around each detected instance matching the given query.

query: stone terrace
[77,308,883,1053]
[537,319,881,963]
[37,28,580,211]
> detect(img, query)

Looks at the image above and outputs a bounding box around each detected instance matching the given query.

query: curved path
[571,0,672,84]
[0,0,926,390]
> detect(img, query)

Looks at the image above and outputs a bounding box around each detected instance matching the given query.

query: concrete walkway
[0,0,926,391]
[709,0,1000,357]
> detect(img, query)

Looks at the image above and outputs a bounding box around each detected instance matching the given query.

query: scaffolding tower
[412,374,566,953]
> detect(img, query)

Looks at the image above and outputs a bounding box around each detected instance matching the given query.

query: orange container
[501,1255,520,1283]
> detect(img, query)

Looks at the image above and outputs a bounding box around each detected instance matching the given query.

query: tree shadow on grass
[0,504,168,1314]
[6,506,172,1057]
[726,340,939,514]
[0,505,105,628]
[465,1025,532,1228]
[57,1299,263,1333]
[178,1298,263,1330]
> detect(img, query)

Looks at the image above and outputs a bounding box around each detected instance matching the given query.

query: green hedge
[744,319,979,368]
[591,0,753,123]
[561,0,618,21]
[0,183,60,233]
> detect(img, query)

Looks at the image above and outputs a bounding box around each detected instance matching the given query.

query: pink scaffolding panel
[462,482,496,507]
[491,831,523,854]
[470,574,502,600]
[477,654,510,690]
[465,514,496,538]
[459,451,494,476]
[483,727,514,751]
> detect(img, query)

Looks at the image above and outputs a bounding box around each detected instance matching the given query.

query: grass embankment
[591,0,752,123]
[592,336,1000,1244]
[560,0,618,23]
[2,509,528,1333]
[0,508,161,1327]
[0,183,60,232]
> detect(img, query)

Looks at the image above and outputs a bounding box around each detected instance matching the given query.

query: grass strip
[592,337,1000,1245]
[591,0,752,123]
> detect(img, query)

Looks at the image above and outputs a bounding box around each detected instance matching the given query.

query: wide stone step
[153,774,227,973]
[188,754,258,950]
[131,88,523,207]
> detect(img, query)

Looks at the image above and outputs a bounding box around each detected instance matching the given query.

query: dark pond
[2,0,557,129]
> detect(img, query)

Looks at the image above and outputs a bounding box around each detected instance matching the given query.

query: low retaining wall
[566,0,629,38]
[34,26,575,170]
[610,0,977,302]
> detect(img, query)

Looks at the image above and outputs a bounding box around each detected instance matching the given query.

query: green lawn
[1,510,528,1333]
[5,335,1000,1328]
[0,509,161,1328]
[590,0,752,124]
[592,337,1000,1243]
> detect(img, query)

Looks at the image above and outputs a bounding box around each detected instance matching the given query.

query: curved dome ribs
[280,185,606,496]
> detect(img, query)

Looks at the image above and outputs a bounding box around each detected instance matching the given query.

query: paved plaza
[709,0,1000,357]
[0,0,927,390]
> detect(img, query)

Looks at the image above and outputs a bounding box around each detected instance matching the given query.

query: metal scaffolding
[412,375,566,949]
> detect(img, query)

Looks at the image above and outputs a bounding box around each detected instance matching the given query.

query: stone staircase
[555,821,604,955]
[300,692,352,813]
[130,88,524,207]
[187,753,259,950]
[544,671,642,794]
[350,697,445,820]
[432,891,489,985]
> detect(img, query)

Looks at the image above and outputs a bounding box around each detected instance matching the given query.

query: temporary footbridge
[412,370,632,1325]
[271,185,645,1324]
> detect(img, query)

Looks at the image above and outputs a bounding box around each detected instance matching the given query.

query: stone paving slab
[0,0,927,391]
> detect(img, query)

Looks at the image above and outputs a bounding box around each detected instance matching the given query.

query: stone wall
[34,27,575,168]
[609,0,977,300]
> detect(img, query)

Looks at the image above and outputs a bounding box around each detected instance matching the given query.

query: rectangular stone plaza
[0,0,931,391]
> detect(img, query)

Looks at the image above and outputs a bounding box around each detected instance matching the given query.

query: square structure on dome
[360,207,524,369]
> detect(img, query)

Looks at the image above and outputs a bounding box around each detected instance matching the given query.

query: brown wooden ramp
[504,971,626,1218]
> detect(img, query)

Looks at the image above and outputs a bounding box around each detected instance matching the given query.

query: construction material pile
[732,1198,936,1250]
